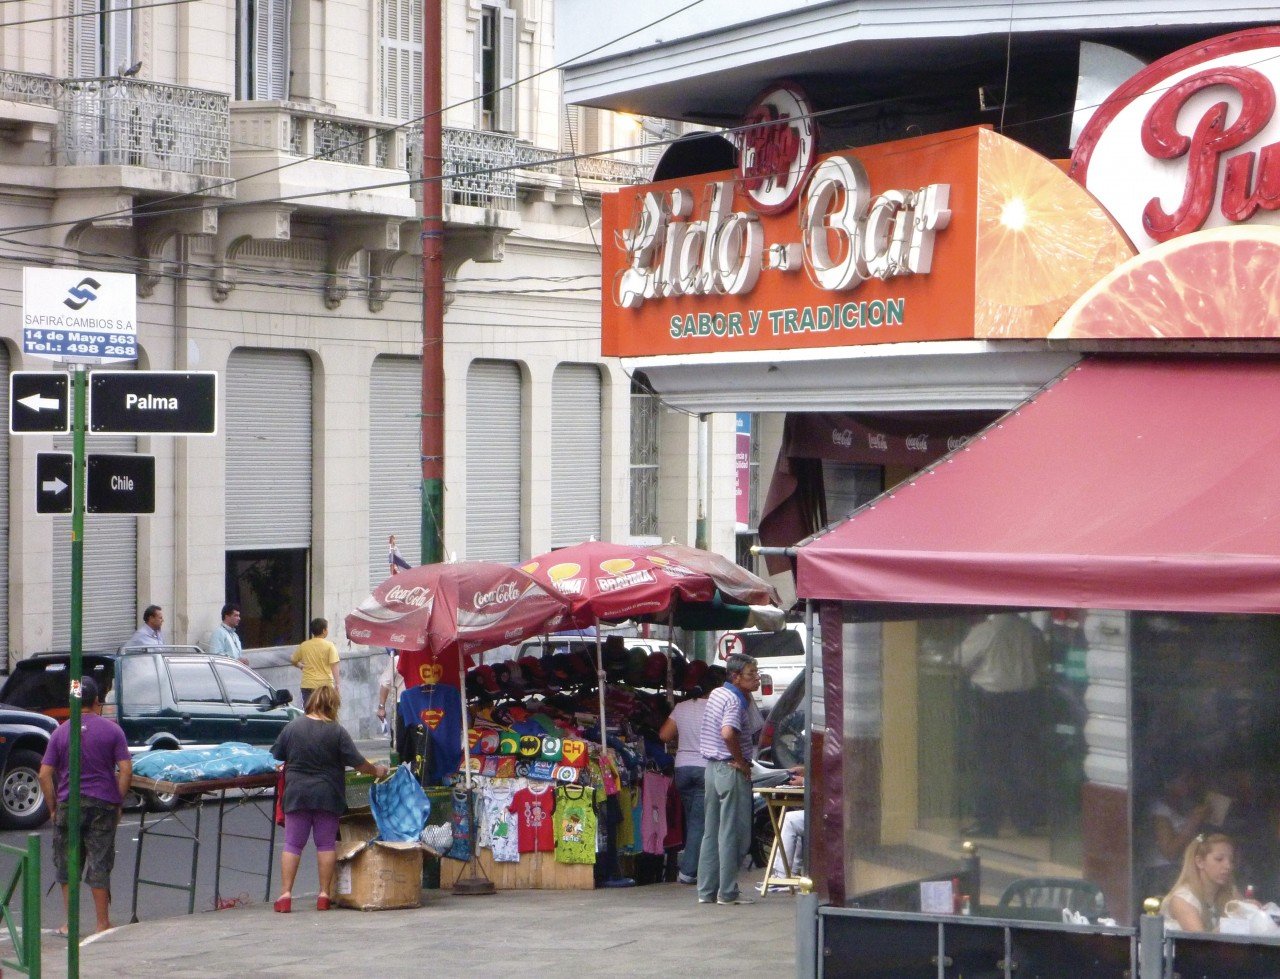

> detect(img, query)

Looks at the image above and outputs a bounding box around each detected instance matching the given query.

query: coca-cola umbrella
[345,561,572,788]
[520,540,718,761]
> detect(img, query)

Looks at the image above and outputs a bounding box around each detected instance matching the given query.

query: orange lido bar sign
[601,124,1131,358]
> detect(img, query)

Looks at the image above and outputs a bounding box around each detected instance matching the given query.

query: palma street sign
[89,371,217,435]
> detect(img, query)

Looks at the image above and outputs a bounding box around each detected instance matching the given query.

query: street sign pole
[68,364,85,974]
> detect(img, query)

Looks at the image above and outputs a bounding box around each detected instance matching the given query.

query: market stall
[346,545,781,893]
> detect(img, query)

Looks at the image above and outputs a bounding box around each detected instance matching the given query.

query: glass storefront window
[834,606,1280,933]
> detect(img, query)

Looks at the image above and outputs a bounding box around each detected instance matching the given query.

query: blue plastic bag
[368,764,431,842]
[131,743,278,782]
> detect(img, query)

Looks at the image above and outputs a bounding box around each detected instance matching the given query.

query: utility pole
[420,0,445,565]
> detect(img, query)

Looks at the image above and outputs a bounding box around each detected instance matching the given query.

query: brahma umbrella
[520,541,718,760]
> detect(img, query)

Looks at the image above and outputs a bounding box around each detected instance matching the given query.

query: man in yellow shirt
[291,617,340,709]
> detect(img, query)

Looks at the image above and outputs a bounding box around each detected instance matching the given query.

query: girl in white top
[1160,833,1241,932]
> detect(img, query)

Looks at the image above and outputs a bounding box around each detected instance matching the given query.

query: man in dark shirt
[38,676,132,936]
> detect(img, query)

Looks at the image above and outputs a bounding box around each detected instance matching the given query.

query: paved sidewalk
[43,869,797,977]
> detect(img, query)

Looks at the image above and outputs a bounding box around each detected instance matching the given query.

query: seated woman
[1160,833,1241,932]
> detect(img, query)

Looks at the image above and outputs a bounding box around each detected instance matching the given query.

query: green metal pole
[422,479,443,565]
[693,415,709,662]
[68,364,85,975]
[25,832,41,979]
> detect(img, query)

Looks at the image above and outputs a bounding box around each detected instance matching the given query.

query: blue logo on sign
[63,277,101,311]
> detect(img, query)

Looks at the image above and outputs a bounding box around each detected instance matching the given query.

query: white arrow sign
[41,476,67,495]
[18,393,60,412]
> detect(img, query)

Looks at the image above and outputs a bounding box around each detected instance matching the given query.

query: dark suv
[0,705,59,830]
[0,647,297,806]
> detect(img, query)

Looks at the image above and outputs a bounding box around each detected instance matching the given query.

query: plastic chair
[997,877,1105,920]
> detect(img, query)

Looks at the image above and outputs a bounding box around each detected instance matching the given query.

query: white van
[718,623,808,712]
[515,635,686,661]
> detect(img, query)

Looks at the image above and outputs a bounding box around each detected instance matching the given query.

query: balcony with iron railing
[228,101,414,219]
[0,69,58,108]
[406,125,651,213]
[56,77,231,187]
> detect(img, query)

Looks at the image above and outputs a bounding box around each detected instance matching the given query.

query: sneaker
[677,873,697,885]
[717,895,757,905]
[697,897,714,904]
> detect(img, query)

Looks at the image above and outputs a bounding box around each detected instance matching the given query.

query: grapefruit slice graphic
[973,129,1135,338]
[1051,225,1280,339]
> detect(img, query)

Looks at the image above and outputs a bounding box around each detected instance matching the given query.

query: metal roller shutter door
[226,350,312,549]
[0,347,8,661]
[551,364,601,548]
[54,362,137,650]
[369,355,421,586]
[465,360,521,562]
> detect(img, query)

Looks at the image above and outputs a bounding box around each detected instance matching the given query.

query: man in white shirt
[959,613,1047,838]
[208,604,244,659]
[125,606,165,648]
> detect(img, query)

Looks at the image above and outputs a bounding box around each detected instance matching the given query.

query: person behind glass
[387,534,411,576]
[1140,762,1212,899]
[657,665,727,885]
[270,686,388,912]
[291,617,340,707]
[959,612,1047,837]
[126,605,165,648]
[696,652,763,906]
[1160,832,1242,932]
[207,603,243,659]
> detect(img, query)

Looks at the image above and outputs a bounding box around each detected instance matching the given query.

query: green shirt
[554,785,601,865]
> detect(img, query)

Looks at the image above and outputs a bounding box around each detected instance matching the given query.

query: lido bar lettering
[615,154,951,309]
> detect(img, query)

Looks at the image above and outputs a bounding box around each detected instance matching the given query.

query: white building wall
[0,0,735,738]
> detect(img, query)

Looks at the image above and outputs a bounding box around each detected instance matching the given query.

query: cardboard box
[335,839,424,911]
[338,810,377,843]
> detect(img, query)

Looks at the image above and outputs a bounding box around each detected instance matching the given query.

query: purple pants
[283,809,340,855]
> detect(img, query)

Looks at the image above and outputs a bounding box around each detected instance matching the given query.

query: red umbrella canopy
[652,542,781,607]
[345,561,571,666]
[520,541,717,625]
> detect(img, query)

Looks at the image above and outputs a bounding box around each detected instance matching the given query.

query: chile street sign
[88,371,217,435]
[35,452,73,514]
[85,453,155,514]
[10,371,70,433]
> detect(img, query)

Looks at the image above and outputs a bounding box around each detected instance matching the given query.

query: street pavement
[45,867,797,977]
[20,738,799,977]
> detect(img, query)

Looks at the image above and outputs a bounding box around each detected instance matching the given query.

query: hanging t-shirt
[641,771,672,856]
[446,787,473,861]
[398,686,463,785]
[617,784,640,854]
[510,785,556,853]
[482,785,520,863]
[554,785,600,865]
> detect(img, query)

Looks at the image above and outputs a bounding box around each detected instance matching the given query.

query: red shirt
[510,785,556,853]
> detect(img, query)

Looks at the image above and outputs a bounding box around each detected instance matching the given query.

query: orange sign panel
[600,127,1132,357]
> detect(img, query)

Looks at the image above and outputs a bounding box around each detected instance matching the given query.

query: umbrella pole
[666,607,675,707]
[453,650,494,896]
[594,619,608,766]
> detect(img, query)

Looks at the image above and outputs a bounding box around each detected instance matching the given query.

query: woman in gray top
[271,686,387,912]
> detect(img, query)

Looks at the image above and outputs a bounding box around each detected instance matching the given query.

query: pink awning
[796,357,1280,614]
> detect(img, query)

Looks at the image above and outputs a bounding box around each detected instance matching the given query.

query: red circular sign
[737,82,819,215]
